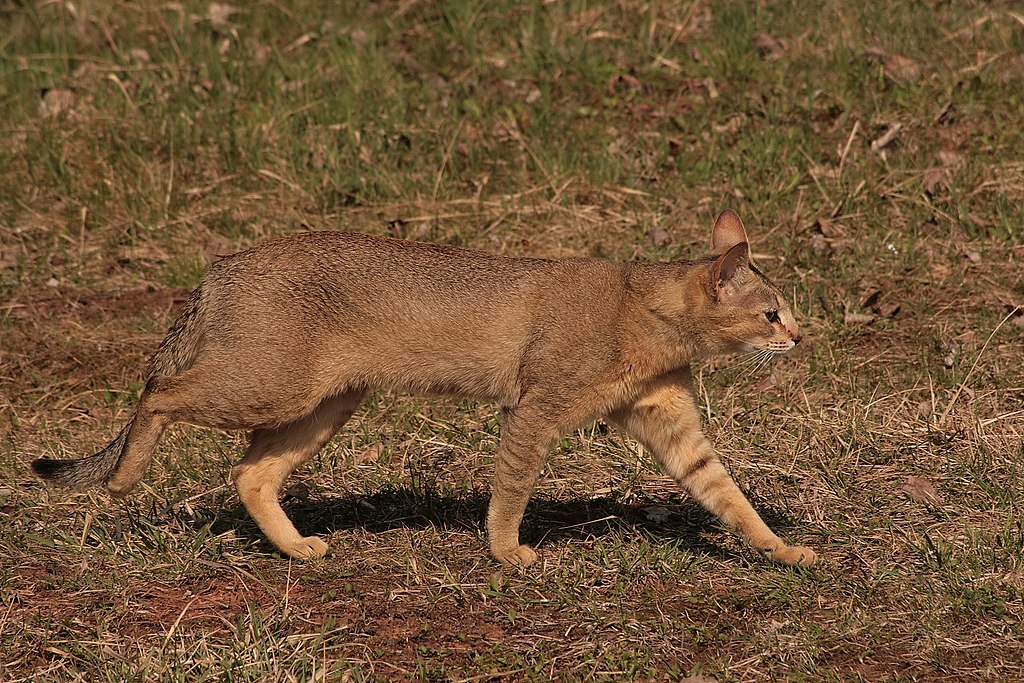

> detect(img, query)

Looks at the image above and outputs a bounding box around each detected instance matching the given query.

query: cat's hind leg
[232,389,365,560]
[607,369,816,567]
[106,371,205,496]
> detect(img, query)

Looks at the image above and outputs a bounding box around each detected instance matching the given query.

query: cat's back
[206,230,627,309]
[214,231,547,286]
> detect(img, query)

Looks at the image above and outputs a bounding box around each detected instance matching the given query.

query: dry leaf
[525,87,542,104]
[844,311,876,324]
[643,505,672,523]
[811,232,832,255]
[938,150,963,167]
[883,54,922,81]
[208,3,236,31]
[354,443,384,465]
[753,373,778,392]
[861,287,882,310]
[39,88,76,117]
[721,405,746,422]
[923,168,944,195]
[483,55,508,69]
[871,123,903,151]
[752,33,785,60]
[712,115,744,135]
[878,302,901,318]
[282,482,310,501]
[933,99,954,124]
[961,246,981,264]
[867,49,922,81]
[813,219,837,238]
[0,247,16,269]
[903,475,940,504]
[967,213,993,229]
[703,76,719,99]
[607,73,641,95]
[646,225,670,248]
[681,676,719,683]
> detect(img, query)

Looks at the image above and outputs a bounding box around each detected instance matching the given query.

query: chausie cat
[33,210,816,567]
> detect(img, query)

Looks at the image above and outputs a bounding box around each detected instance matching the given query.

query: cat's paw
[493,544,539,567]
[281,535,329,560]
[771,544,817,567]
[106,474,141,498]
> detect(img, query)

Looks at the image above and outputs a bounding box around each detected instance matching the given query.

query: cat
[32,210,816,567]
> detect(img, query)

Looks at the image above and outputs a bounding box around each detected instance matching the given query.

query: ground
[1,1,1022,681]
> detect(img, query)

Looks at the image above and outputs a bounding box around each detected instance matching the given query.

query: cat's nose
[792,334,802,345]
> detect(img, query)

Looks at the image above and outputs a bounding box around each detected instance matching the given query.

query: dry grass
[2,1,1023,681]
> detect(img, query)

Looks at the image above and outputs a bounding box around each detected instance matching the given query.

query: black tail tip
[31,457,66,480]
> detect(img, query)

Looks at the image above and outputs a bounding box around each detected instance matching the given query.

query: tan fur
[33,210,815,567]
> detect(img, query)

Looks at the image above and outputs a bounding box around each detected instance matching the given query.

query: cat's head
[703,210,802,356]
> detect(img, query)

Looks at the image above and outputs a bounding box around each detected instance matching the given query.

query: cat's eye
[764,309,780,323]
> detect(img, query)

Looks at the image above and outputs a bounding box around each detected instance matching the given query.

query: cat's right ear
[710,209,749,254]
[712,241,749,299]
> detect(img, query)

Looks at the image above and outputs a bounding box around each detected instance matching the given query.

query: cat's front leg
[608,369,816,567]
[487,404,563,567]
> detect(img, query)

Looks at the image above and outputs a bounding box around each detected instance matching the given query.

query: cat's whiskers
[752,350,775,375]
[734,350,767,372]
[737,347,778,379]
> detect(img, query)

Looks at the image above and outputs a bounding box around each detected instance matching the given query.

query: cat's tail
[31,421,132,488]
[31,286,207,490]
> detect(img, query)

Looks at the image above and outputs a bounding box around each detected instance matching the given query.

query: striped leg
[487,404,562,567]
[608,369,815,566]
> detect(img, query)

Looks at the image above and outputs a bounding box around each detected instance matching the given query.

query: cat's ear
[712,241,749,298]
[710,209,749,254]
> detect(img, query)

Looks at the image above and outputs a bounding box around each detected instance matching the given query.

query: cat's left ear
[712,241,749,299]
[710,209,749,254]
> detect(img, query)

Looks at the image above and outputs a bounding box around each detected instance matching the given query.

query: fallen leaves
[923,168,945,195]
[843,285,901,325]
[881,53,923,81]
[870,122,903,151]
[903,475,941,505]
[353,443,385,465]
[866,48,923,82]
[39,88,75,118]
[960,246,982,264]
[207,3,237,32]
[282,482,310,502]
[646,225,671,248]
[843,311,876,325]
[752,33,786,61]
[643,505,672,523]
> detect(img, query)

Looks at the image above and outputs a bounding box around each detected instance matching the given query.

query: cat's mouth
[749,340,796,354]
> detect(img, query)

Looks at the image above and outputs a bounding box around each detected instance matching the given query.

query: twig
[936,306,1020,427]
[838,120,860,180]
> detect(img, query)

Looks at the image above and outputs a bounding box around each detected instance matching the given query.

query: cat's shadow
[202,485,803,562]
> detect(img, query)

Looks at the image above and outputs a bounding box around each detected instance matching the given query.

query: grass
[2,0,1023,680]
